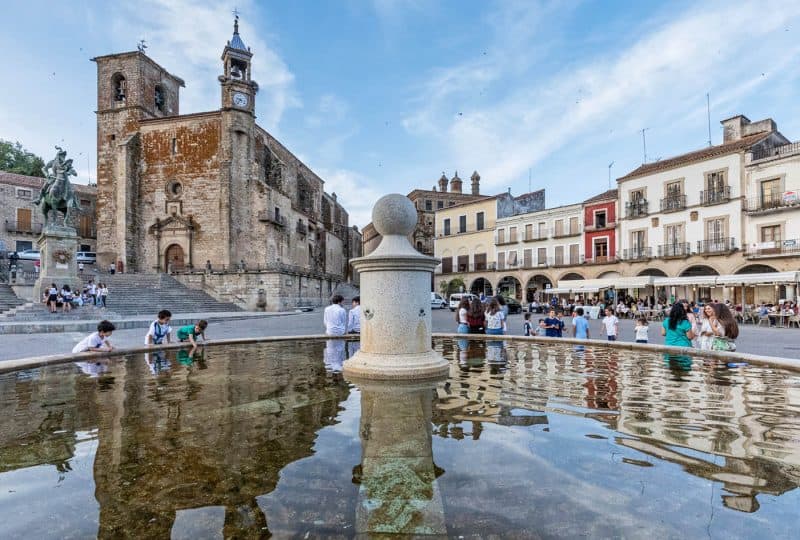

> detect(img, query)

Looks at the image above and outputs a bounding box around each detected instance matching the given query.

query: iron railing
[658,243,691,258]
[625,200,648,218]
[552,254,584,267]
[700,186,730,205]
[744,239,800,258]
[696,237,735,254]
[620,247,652,261]
[660,194,686,212]
[744,191,797,212]
[257,210,287,227]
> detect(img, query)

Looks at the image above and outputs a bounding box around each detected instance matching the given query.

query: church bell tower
[219,15,258,113]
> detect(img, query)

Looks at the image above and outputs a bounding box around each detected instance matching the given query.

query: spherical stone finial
[372,194,417,237]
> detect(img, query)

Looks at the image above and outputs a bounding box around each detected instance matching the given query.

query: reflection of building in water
[351,378,446,536]
[0,365,100,474]
[87,346,350,537]
[432,340,800,510]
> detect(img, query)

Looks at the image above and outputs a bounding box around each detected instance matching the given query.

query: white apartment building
[617,115,793,303]
[494,203,583,296]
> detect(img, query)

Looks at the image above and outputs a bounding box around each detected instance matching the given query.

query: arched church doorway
[165,244,185,272]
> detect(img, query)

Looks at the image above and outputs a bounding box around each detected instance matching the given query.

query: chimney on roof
[721,115,777,143]
[470,170,480,195]
[438,172,448,193]
[450,171,462,194]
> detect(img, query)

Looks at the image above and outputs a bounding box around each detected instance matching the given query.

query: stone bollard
[343,194,449,380]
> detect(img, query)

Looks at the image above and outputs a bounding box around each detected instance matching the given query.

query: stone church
[92,19,360,293]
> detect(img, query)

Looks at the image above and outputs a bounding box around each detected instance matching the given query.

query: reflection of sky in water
[0,340,798,537]
[0,435,100,539]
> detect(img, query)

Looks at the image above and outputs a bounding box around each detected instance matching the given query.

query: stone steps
[0,284,25,315]
[75,273,242,316]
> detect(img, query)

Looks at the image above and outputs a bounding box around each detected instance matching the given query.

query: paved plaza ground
[1,308,799,362]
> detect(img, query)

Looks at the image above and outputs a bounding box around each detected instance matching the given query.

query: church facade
[92,20,359,291]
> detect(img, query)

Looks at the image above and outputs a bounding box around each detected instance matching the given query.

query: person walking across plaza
[523,313,533,336]
[323,294,347,336]
[572,307,590,339]
[602,308,619,341]
[348,296,361,335]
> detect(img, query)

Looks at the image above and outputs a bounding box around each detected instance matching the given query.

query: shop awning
[544,287,572,294]
[611,276,654,289]
[653,275,718,287]
[715,271,800,286]
[570,286,600,294]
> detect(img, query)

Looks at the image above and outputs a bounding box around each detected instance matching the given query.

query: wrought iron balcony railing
[700,186,730,206]
[658,242,691,258]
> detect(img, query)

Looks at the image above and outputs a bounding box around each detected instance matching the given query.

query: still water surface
[0,339,799,538]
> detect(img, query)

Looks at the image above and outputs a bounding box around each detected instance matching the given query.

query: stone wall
[173,271,343,311]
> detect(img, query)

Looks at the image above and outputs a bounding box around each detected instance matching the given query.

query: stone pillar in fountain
[352,378,447,536]
[33,224,81,300]
[343,194,449,380]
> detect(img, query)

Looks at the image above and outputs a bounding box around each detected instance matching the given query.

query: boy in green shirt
[177,320,208,344]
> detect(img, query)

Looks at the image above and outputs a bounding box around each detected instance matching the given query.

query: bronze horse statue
[36,147,80,228]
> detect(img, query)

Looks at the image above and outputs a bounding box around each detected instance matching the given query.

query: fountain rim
[0,333,797,375]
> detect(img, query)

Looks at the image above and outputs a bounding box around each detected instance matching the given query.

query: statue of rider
[33,146,68,205]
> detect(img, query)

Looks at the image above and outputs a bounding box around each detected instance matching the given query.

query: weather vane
[137,39,147,53]
[232,7,239,19]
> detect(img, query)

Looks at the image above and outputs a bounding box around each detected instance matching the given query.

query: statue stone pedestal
[33,225,81,300]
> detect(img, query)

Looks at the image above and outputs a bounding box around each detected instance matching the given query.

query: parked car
[503,296,523,314]
[449,293,477,311]
[431,292,447,309]
[15,249,40,261]
[76,251,97,264]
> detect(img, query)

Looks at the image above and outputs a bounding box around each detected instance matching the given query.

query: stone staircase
[0,284,25,315]
[78,274,242,316]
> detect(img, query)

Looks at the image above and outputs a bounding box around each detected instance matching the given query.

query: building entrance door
[165,244,185,272]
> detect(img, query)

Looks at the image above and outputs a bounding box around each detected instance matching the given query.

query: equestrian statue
[34,146,80,228]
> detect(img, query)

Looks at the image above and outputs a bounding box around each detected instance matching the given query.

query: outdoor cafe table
[768,312,793,327]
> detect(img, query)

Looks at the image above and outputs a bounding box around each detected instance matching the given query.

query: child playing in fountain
[145,309,172,345]
[177,320,207,345]
[72,320,115,353]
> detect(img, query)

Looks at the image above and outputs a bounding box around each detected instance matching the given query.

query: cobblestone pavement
[1,308,798,362]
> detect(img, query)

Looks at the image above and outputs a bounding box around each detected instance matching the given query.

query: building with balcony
[583,189,617,266]
[362,171,485,256]
[0,171,97,254]
[615,114,792,303]
[434,189,546,299]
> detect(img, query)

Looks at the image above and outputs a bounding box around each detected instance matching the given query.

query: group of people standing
[456,297,508,336]
[43,280,108,313]
[662,300,739,351]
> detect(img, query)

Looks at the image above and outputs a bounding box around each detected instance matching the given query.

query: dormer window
[154,85,166,113]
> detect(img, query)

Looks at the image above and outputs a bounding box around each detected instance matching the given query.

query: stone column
[33,224,81,300]
[351,378,447,536]
[344,194,449,380]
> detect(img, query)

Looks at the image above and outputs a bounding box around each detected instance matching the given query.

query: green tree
[0,140,45,177]
[447,277,466,295]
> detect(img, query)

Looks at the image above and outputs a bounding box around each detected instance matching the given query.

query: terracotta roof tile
[0,171,96,196]
[583,189,617,204]
[617,131,771,181]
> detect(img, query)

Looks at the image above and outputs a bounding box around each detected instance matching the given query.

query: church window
[171,138,177,155]
[112,73,126,103]
[154,85,166,113]
[166,180,182,198]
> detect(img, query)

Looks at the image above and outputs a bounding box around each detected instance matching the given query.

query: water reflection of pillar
[351,377,447,536]
[582,348,620,411]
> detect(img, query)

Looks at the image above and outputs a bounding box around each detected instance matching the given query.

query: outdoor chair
[788,315,800,329]
[757,314,771,327]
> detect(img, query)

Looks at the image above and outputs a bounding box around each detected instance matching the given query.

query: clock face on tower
[232,92,249,107]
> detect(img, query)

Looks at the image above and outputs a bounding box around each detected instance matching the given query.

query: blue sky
[1,0,800,228]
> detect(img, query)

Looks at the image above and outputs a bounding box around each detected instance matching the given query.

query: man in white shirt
[602,308,619,341]
[348,296,361,334]
[323,294,347,336]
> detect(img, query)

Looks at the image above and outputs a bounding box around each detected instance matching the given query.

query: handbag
[711,336,736,352]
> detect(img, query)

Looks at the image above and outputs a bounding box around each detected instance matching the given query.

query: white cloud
[110,0,299,129]
[403,1,800,193]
